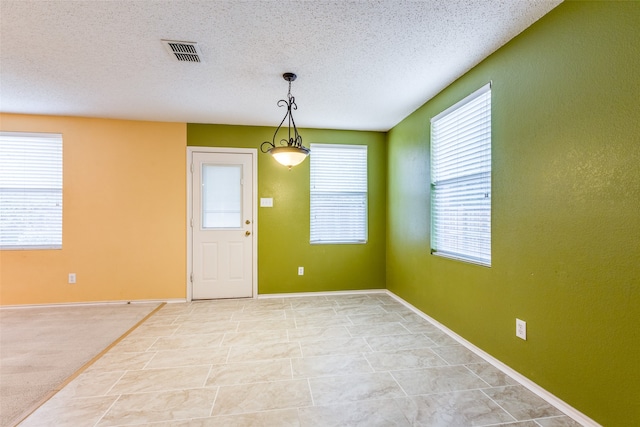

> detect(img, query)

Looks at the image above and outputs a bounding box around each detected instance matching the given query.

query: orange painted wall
[0,114,187,305]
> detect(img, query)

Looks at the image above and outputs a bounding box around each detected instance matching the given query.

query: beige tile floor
[19,293,584,427]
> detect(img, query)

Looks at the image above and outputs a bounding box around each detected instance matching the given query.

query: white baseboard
[0,298,186,310]
[385,290,601,427]
[257,289,387,299]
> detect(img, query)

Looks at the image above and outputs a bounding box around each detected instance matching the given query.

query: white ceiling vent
[161,40,202,62]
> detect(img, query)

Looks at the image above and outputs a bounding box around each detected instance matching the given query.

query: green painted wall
[188,124,387,294]
[386,2,639,426]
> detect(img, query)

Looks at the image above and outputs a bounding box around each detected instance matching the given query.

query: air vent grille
[161,40,202,62]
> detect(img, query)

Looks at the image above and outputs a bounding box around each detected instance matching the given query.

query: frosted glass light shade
[269,146,310,168]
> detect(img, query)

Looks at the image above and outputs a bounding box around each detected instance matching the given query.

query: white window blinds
[310,144,367,244]
[430,83,491,266]
[0,132,63,249]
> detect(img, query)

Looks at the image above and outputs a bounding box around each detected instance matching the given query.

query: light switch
[260,198,273,207]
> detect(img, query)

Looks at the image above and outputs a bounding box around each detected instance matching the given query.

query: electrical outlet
[68,273,76,284]
[298,266,304,276]
[516,318,527,340]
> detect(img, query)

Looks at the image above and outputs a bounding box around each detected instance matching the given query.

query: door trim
[186,147,258,302]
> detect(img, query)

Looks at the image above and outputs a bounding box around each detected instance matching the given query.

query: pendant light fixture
[260,73,310,169]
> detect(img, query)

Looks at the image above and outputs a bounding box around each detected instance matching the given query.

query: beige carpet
[0,303,160,427]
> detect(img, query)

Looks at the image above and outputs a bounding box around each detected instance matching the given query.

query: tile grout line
[362,351,376,374]
[140,349,158,370]
[461,363,493,389]
[11,302,166,427]
[202,364,214,388]
[103,370,129,397]
[306,378,316,407]
[207,385,220,418]
[91,393,122,427]
[478,387,520,424]
[531,417,560,426]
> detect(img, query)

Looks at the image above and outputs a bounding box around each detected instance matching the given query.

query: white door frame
[186,147,258,302]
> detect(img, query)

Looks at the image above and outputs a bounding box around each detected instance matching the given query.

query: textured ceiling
[0,0,562,131]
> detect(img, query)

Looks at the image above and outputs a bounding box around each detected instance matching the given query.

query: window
[430,83,491,266]
[0,132,63,249]
[201,164,242,228]
[310,143,367,244]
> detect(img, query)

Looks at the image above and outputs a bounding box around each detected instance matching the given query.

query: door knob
[245,231,251,236]
[245,220,251,224]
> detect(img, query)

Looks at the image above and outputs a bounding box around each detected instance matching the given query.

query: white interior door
[192,151,254,299]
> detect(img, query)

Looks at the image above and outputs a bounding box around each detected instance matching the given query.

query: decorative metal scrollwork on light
[260,73,310,169]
